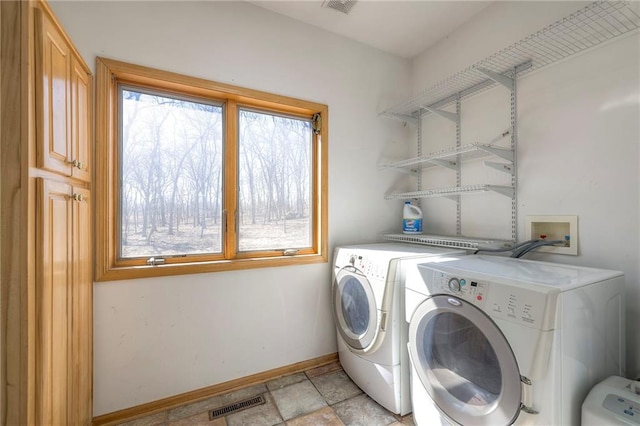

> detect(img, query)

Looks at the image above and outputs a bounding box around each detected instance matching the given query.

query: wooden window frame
[95,57,328,281]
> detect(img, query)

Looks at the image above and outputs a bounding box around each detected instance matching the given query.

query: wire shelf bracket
[479,146,513,163]
[484,161,513,174]
[427,159,457,170]
[474,67,514,90]
[421,106,459,123]
[383,112,418,126]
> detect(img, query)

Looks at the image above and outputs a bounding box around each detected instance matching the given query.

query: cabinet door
[35,7,72,176]
[36,178,72,426]
[36,180,93,424]
[71,56,92,182]
[70,186,92,425]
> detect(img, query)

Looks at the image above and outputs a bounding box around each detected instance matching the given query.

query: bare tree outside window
[119,88,223,258]
[238,110,313,251]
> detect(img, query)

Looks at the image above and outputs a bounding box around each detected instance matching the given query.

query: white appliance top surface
[421,255,623,291]
[338,242,465,259]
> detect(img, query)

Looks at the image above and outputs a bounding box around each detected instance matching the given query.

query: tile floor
[117,362,415,426]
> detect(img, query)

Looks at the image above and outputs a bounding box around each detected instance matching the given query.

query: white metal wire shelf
[380,142,513,171]
[382,233,514,250]
[385,184,514,200]
[380,1,640,119]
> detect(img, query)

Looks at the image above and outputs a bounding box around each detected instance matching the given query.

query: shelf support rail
[510,65,518,242]
[455,94,462,236]
[416,106,423,208]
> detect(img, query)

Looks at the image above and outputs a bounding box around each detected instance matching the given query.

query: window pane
[118,87,223,259]
[238,110,312,251]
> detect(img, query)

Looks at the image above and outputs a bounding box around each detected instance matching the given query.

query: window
[95,58,328,281]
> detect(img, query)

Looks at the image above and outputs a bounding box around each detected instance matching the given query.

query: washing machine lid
[332,267,382,352]
[422,255,623,291]
[409,294,522,425]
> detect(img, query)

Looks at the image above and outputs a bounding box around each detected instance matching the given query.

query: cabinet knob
[71,159,84,170]
[72,193,85,202]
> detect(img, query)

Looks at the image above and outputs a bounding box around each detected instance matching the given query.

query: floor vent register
[209,395,266,420]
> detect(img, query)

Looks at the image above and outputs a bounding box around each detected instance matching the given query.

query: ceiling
[248,1,493,59]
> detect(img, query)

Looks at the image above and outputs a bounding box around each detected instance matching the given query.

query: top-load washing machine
[406,255,625,426]
[332,243,465,415]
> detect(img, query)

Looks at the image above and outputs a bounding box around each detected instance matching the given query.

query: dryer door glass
[409,295,522,425]
[333,269,378,351]
[342,277,369,335]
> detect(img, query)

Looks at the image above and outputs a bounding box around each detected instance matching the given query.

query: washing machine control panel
[340,252,389,281]
[432,272,488,308]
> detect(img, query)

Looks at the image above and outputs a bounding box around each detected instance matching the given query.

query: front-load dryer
[332,243,465,415]
[406,255,625,426]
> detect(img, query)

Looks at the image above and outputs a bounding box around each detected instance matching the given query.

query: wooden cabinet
[35,6,92,182]
[33,5,94,424]
[1,1,94,424]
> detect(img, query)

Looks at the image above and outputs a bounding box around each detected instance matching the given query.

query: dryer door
[333,267,379,351]
[408,295,522,426]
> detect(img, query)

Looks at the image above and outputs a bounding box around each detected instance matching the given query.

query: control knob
[448,278,461,293]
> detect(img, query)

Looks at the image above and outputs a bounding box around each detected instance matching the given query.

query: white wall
[411,1,640,378]
[49,1,411,415]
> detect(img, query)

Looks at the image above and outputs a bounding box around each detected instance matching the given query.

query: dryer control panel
[430,270,549,329]
[431,272,489,308]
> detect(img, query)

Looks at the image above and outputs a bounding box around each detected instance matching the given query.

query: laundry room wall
[49,1,411,415]
[410,1,640,378]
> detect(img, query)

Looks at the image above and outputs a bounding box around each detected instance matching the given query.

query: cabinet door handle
[71,159,84,170]
[72,193,85,202]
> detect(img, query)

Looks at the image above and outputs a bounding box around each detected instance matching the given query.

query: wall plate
[525,215,578,255]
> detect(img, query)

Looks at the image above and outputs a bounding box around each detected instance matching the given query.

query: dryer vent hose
[474,239,563,258]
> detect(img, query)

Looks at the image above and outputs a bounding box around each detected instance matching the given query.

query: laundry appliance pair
[406,255,626,425]
[331,242,465,415]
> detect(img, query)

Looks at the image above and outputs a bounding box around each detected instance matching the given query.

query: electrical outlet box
[525,215,578,255]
